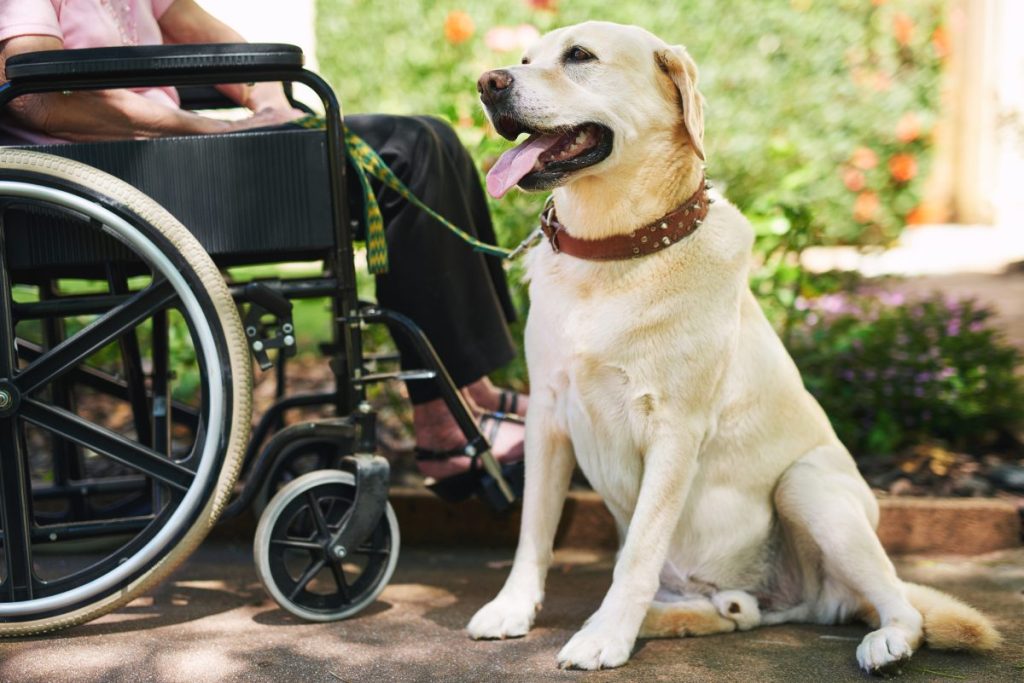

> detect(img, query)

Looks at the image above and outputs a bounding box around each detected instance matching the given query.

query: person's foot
[464,377,529,417]
[413,394,524,481]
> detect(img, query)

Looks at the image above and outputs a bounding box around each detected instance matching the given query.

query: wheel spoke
[329,561,351,601]
[13,279,177,397]
[0,419,35,601]
[352,546,390,556]
[19,399,195,492]
[305,491,332,539]
[270,538,323,551]
[15,339,200,432]
[287,557,325,601]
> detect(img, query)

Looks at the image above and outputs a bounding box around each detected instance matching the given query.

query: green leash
[294,114,521,274]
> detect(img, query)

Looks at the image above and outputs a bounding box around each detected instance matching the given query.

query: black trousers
[344,114,518,404]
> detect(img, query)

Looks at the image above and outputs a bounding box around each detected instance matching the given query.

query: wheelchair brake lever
[240,282,297,371]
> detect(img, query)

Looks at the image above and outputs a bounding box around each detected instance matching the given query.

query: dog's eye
[521,56,530,65]
[565,46,596,63]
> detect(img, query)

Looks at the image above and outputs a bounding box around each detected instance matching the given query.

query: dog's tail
[903,582,1002,652]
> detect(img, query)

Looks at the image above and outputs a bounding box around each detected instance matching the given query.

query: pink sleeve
[0,0,63,44]
[151,0,177,20]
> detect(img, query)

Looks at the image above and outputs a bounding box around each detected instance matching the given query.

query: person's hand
[224,106,307,132]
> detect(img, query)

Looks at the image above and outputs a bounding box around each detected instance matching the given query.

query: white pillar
[945,0,1024,230]
[991,0,1024,230]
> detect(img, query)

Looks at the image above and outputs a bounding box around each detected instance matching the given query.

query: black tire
[254,470,399,621]
[0,150,252,635]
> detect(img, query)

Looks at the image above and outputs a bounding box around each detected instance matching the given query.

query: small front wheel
[253,470,399,621]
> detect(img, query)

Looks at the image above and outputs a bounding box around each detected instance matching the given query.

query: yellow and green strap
[294,114,513,274]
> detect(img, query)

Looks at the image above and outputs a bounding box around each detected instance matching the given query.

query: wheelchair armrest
[4,43,304,91]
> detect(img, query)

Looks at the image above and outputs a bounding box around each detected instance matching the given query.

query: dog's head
[479,21,705,198]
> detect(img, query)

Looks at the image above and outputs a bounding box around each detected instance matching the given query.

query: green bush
[788,292,1024,457]
[312,1,1024,459]
[316,0,945,255]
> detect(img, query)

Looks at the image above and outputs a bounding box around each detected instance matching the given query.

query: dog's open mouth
[486,121,613,198]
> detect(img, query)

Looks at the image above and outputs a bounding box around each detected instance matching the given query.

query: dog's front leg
[557,431,699,670]
[467,411,575,639]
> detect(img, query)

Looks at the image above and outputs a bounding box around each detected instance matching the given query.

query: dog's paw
[856,626,915,675]
[712,590,761,631]
[557,622,634,670]
[467,595,538,640]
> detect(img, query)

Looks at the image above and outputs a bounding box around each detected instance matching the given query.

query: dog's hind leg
[640,589,761,638]
[640,597,738,638]
[775,445,924,675]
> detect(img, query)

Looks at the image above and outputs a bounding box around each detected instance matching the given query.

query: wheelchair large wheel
[0,150,252,635]
[254,470,399,621]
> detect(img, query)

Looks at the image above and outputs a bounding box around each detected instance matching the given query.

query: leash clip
[507,227,544,260]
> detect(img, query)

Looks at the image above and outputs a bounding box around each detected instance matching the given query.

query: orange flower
[905,206,927,225]
[444,11,475,45]
[906,199,946,225]
[871,0,888,6]
[842,167,866,192]
[896,112,921,143]
[889,153,918,183]
[932,26,950,59]
[851,146,879,170]
[853,192,880,223]
[893,12,915,47]
[525,0,558,10]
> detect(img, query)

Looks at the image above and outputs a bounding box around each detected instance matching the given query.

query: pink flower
[842,167,866,192]
[851,146,878,170]
[485,24,540,53]
[896,111,922,143]
[525,0,558,11]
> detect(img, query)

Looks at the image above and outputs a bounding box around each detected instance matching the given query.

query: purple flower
[880,291,905,306]
[946,319,961,336]
[969,321,984,333]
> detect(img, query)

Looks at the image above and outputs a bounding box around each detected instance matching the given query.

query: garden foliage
[317,0,946,257]
[789,291,1024,456]
[315,1,1024,456]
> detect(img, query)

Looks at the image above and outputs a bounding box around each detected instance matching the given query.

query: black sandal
[416,413,526,505]
[415,445,480,503]
[496,390,523,417]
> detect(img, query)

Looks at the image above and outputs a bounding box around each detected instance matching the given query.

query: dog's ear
[655,45,705,161]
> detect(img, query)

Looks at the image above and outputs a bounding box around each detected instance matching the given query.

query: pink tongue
[486,133,562,198]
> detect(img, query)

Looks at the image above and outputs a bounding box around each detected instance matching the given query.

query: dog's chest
[527,260,693,505]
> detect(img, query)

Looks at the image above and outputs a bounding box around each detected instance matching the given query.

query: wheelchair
[0,43,519,634]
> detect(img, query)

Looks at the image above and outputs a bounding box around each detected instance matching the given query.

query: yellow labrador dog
[468,21,1001,673]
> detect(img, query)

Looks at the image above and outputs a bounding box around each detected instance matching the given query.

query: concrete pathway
[2,544,1022,682]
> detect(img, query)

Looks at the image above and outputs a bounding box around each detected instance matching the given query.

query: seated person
[0,0,528,492]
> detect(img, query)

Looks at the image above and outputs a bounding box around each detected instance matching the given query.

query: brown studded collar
[538,177,712,261]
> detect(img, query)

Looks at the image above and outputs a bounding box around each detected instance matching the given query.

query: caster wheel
[251,441,345,516]
[254,470,399,621]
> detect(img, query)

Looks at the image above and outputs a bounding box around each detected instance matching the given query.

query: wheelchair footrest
[353,369,437,385]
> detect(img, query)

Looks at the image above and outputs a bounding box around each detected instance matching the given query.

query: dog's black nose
[477,69,514,106]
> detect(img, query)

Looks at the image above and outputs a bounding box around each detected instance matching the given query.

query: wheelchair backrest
[4,128,337,277]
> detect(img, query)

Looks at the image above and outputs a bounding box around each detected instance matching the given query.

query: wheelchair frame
[0,43,515,631]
